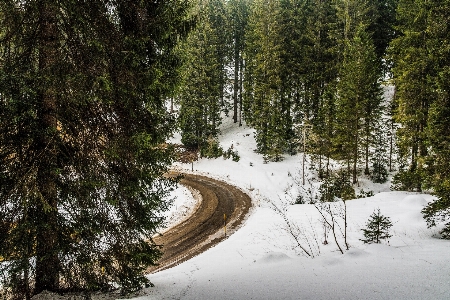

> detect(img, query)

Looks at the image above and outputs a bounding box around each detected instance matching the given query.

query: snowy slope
[138,116,450,300]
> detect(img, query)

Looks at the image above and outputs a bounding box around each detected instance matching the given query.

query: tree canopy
[0,0,192,297]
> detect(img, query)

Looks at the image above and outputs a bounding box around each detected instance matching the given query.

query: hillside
[140,117,450,300]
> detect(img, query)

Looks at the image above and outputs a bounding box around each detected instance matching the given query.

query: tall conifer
[418,0,450,238]
[178,0,228,150]
[244,0,288,160]
[390,0,434,191]
[228,0,250,124]
[0,0,191,295]
[335,25,382,184]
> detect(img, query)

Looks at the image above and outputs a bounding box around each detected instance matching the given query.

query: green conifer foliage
[335,25,382,184]
[178,0,227,150]
[298,0,339,175]
[0,0,192,296]
[228,0,250,125]
[334,0,375,42]
[367,0,399,73]
[371,130,389,183]
[389,0,434,192]
[419,0,450,238]
[243,0,288,160]
[360,209,393,244]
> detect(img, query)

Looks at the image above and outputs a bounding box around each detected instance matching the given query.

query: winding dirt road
[146,174,252,273]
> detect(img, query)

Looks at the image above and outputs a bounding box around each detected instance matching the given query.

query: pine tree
[389,0,434,192]
[278,0,309,125]
[228,0,250,125]
[360,209,393,243]
[371,124,389,183]
[301,0,339,175]
[334,0,375,42]
[209,0,231,108]
[335,24,382,184]
[278,0,312,154]
[0,0,192,296]
[243,0,288,160]
[178,0,228,150]
[419,0,450,239]
[361,82,384,177]
[315,83,338,178]
[366,0,399,74]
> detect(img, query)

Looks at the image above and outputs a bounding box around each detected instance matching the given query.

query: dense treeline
[390,0,450,238]
[0,0,449,298]
[177,0,450,237]
[178,0,395,171]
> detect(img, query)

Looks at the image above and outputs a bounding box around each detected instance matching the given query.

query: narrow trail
[146,174,252,273]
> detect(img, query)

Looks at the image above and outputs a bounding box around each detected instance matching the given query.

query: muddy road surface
[147,174,252,273]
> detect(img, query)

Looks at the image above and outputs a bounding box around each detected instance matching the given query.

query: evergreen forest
[176,0,450,238]
[0,0,449,298]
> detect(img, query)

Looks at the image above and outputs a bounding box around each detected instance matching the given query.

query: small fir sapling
[223,145,240,161]
[360,209,393,244]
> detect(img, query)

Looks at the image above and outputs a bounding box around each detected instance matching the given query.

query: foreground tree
[0,0,191,296]
[389,0,432,192]
[390,0,450,237]
[360,209,392,244]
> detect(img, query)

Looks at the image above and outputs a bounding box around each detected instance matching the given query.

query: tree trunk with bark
[35,1,60,294]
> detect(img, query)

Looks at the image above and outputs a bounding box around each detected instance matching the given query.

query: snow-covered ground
[159,184,200,233]
[138,115,450,300]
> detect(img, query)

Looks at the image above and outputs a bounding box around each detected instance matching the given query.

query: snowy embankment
[139,115,450,300]
[159,184,200,234]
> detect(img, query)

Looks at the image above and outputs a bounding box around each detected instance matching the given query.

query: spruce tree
[419,0,450,238]
[301,0,339,174]
[228,0,250,125]
[335,24,382,184]
[209,0,231,108]
[389,0,434,192]
[334,0,375,42]
[0,0,191,296]
[390,0,450,238]
[315,83,338,178]
[178,0,228,150]
[360,209,393,244]
[243,0,288,160]
[366,0,399,73]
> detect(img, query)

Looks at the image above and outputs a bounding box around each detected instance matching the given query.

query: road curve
[146,174,252,273]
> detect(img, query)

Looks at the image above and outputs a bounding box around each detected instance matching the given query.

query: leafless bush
[269,197,320,258]
[314,201,349,254]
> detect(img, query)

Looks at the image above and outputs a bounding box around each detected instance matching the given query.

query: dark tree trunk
[389,119,393,172]
[326,153,330,178]
[353,139,358,184]
[365,133,370,175]
[239,57,244,126]
[233,45,239,123]
[353,112,358,184]
[35,2,60,294]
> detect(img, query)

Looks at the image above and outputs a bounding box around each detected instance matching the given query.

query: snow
[159,184,200,233]
[136,116,450,300]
